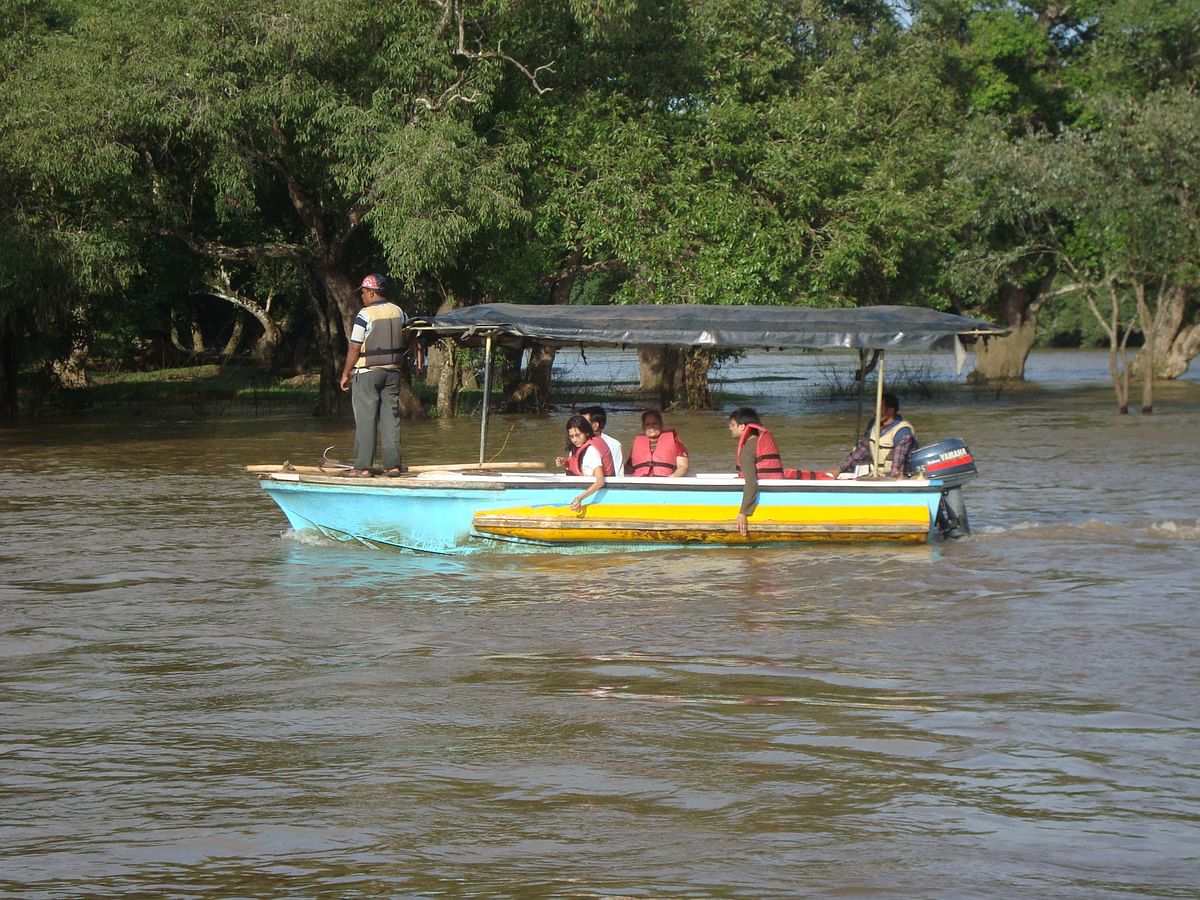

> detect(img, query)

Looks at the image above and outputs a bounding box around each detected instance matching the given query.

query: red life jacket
[735,423,786,479]
[567,435,616,476]
[627,430,685,476]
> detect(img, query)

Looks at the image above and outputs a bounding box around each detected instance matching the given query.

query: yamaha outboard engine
[909,438,977,540]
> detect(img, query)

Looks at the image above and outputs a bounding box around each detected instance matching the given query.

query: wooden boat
[257,469,951,552]
[252,304,1002,553]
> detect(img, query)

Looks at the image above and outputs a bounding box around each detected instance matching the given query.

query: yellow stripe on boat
[472,502,931,545]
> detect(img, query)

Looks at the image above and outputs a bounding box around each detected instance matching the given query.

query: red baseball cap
[357,273,388,293]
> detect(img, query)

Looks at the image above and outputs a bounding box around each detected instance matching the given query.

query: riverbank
[8,348,1199,424]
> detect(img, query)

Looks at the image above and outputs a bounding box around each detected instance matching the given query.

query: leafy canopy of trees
[1,0,1197,416]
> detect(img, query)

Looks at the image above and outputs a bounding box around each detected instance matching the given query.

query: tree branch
[330,204,369,262]
[537,257,632,289]
[238,127,329,253]
[172,230,308,263]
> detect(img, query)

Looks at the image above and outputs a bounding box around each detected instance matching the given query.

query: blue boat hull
[258,472,946,554]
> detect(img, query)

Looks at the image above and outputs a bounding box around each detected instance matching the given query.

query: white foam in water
[1149,520,1200,539]
[284,527,339,547]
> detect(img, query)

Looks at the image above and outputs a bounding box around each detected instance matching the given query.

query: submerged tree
[1056,90,1200,412]
[493,0,969,407]
[947,0,1200,385]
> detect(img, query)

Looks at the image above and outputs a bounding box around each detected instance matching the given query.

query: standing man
[339,274,408,477]
[830,392,918,478]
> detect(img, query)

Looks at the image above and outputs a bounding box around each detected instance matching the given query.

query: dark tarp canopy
[418,303,1006,352]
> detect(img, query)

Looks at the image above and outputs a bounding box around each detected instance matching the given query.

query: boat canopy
[418,303,1007,352]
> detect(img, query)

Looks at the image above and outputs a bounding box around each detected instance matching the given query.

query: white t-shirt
[579,445,605,475]
[600,433,622,469]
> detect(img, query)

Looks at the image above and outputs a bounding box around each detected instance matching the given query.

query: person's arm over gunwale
[737,433,759,536]
[571,442,607,511]
[729,407,768,537]
[560,415,611,511]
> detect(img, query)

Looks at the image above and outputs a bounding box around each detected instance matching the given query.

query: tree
[1069,0,1200,385]
[492,0,970,407]
[946,0,1200,385]
[932,0,1095,381]
[1056,90,1200,411]
[0,0,544,413]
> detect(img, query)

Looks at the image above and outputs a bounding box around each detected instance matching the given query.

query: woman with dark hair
[555,414,615,511]
[625,408,689,477]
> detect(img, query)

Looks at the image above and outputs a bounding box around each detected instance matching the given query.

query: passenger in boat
[338,274,409,477]
[555,414,615,510]
[625,409,689,477]
[728,407,787,536]
[830,392,918,478]
[579,405,623,473]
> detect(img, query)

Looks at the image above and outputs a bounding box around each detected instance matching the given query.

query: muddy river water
[2,350,1197,896]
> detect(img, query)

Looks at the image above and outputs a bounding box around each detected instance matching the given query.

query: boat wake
[282,527,340,547]
[975,518,1200,541]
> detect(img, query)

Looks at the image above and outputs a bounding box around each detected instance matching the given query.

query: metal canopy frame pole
[478,333,494,466]
[871,352,886,477]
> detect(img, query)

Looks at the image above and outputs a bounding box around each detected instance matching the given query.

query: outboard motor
[909,438,977,540]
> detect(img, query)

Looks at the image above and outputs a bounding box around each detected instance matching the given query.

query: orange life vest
[627,430,685,476]
[735,423,786,479]
[567,435,616,476]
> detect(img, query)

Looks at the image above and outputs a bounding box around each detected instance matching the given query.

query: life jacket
[627,430,685,476]
[567,435,616,476]
[735,423,786,479]
[869,417,917,474]
[354,301,408,370]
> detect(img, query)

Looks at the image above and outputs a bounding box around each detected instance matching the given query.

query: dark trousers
[351,368,402,470]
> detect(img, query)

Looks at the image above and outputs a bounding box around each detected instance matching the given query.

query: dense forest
[1,0,1197,417]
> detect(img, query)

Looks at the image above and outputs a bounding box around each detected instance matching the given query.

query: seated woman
[554,414,615,510]
[624,409,689,477]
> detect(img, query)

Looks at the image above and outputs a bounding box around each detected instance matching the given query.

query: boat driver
[830,393,918,478]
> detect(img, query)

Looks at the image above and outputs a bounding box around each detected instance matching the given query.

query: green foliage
[4,0,1200,411]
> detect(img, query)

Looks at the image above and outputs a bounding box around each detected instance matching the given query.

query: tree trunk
[1087,278,1133,415]
[398,364,425,420]
[638,345,684,408]
[426,297,457,416]
[1133,281,1154,415]
[510,343,555,411]
[222,312,245,359]
[0,312,19,418]
[305,272,342,416]
[969,281,1044,383]
[426,338,446,387]
[190,321,206,354]
[169,318,191,355]
[434,338,458,416]
[1160,321,1200,379]
[1132,283,1196,379]
[683,348,712,409]
[251,325,281,366]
